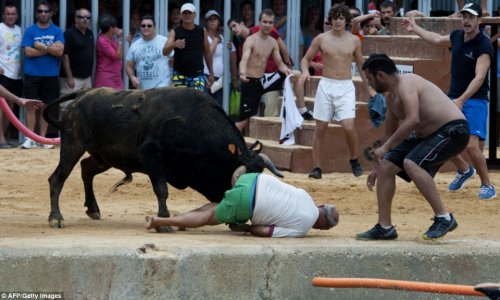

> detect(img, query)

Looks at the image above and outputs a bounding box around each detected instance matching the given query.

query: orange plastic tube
[0,97,60,145]
[312,277,485,297]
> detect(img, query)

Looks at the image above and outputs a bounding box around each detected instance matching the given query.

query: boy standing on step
[299,4,374,178]
[403,3,496,200]
[236,9,292,132]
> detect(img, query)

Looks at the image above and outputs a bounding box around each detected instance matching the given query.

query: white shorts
[313,77,356,122]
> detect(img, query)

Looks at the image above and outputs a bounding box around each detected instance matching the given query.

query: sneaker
[422,214,458,240]
[308,167,322,179]
[479,185,496,200]
[21,138,37,149]
[301,110,314,121]
[41,144,55,149]
[448,167,476,191]
[356,224,398,240]
[350,158,363,177]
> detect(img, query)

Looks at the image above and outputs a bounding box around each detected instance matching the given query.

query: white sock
[298,107,307,114]
[436,213,451,221]
[460,167,470,174]
[381,225,393,230]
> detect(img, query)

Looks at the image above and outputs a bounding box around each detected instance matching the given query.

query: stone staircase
[245,17,466,174]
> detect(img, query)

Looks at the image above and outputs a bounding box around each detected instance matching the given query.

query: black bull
[43,87,283,229]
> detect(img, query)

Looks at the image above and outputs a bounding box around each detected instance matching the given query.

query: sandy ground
[1,146,500,246]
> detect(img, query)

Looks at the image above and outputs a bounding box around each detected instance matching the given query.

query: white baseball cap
[181,3,196,14]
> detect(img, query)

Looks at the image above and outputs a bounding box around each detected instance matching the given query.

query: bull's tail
[110,173,133,192]
[43,89,91,129]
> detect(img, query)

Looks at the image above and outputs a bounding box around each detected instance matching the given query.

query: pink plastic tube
[0,97,60,145]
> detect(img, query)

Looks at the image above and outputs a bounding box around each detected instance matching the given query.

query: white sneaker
[21,138,37,149]
[42,144,55,149]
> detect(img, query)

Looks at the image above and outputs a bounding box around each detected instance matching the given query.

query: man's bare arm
[454,53,491,108]
[239,37,254,81]
[271,40,291,75]
[402,16,451,47]
[163,29,176,56]
[354,38,376,97]
[299,35,321,86]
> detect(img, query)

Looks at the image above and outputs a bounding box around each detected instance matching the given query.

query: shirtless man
[236,9,292,132]
[356,54,469,240]
[299,4,373,178]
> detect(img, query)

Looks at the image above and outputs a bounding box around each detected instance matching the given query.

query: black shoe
[308,167,322,179]
[356,224,398,240]
[350,158,363,177]
[301,110,313,121]
[422,214,458,240]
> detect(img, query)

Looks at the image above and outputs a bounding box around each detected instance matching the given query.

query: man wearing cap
[403,3,496,200]
[163,3,214,92]
[145,171,339,237]
[126,15,171,89]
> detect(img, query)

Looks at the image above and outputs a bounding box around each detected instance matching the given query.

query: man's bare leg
[312,120,329,168]
[404,160,447,215]
[376,160,399,227]
[465,135,492,186]
[235,119,249,133]
[145,203,219,230]
[339,118,359,160]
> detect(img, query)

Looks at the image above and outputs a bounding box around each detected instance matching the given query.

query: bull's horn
[231,166,247,187]
[259,153,284,178]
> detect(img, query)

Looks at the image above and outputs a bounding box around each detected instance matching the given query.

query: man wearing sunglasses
[59,8,94,116]
[126,15,171,89]
[20,0,64,149]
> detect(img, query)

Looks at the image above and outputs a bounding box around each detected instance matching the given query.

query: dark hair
[328,4,351,24]
[37,0,51,11]
[99,14,117,33]
[259,8,275,21]
[227,17,239,27]
[3,1,17,13]
[380,0,398,12]
[240,0,254,12]
[362,53,398,76]
[141,14,155,26]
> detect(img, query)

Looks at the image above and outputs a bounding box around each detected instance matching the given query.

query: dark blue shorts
[384,119,469,182]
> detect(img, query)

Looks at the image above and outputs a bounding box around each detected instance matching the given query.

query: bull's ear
[229,144,244,156]
[228,144,236,154]
[249,140,262,153]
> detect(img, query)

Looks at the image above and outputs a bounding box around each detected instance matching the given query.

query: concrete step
[362,35,448,60]
[389,17,462,36]
[247,103,385,173]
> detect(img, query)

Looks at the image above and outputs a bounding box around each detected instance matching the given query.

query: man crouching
[356,54,469,241]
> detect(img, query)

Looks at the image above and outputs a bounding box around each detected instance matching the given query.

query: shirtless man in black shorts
[236,8,292,132]
[356,54,469,241]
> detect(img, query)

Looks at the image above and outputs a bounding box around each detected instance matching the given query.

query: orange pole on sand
[312,277,486,297]
[0,97,60,145]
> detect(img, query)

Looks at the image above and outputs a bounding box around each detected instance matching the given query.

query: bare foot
[145,215,157,230]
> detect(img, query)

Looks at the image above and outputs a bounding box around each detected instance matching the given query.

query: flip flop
[0,143,11,149]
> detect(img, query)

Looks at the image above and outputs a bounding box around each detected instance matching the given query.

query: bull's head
[230,140,283,186]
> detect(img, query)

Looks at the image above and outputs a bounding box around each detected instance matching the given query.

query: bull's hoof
[155,226,174,233]
[86,211,101,220]
[49,218,65,228]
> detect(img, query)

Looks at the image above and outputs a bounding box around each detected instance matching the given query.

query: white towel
[279,75,303,145]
